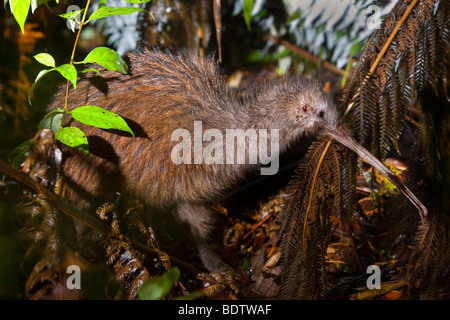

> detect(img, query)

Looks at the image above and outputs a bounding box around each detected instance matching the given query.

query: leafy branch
[7,0,151,160]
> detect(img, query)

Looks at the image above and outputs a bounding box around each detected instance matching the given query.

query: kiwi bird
[49,48,427,271]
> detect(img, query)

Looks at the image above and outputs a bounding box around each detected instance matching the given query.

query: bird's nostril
[318,111,324,118]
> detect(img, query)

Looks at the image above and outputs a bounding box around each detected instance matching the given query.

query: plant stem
[62,0,92,123]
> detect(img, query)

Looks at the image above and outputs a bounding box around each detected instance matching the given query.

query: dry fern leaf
[98,202,151,299]
[406,210,450,299]
[19,130,72,299]
[281,138,344,299]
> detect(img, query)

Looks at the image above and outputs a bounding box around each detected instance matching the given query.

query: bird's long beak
[324,124,427,223]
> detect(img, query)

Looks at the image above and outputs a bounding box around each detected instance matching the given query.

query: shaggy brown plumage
[49,48,341,270]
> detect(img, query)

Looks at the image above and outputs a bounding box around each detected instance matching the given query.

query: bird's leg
[176,202,232,271]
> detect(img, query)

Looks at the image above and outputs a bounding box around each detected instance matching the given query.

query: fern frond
[281,0,449,300]
[407,210,449,299]
[281,138,344,299]
[343,0,447,158]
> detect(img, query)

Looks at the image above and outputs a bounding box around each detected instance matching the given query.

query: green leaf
[70,105,134,137]
[58,8,84,20]
[81,67,103,76]
[243,0,254,31]
[55,64,77,89]
[29,63,77,103]
[8,139,32,169]
[9,0,31,33]
[77,47,128,74]
[28,69,55,104]
[55,127,89,156]
[98,0,108,8]
[122,0,152,3]
[59,8,84,32]
[138,267,180,300]
[66,18,78,33]
[38,108,64,133]
[87,6,146,23]
[33,53,55,67]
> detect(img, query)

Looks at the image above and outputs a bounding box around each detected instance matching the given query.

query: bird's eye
[302,105,309,112]
[318,111,324,118]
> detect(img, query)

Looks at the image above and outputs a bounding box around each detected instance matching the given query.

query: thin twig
[302,140,332,253]
[62,0,92,121]
[242,212,274,240]
[266,35,345,76]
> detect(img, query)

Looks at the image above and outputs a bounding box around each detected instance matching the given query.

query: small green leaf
[77,47,128,74]
[58,8,84,20]
[28,68,55,104]
[55,127,89,156]
[138,267,180,300]
[9,0,31,33]
[38,108,64,133]
[71,105,134,137]
[87,6,146,23]
[29,64,77,103]
[34,53,55,67]
[243,0,254,31]
[98,0,108,8]
[81,68,103,76]
[67,18,78,33]
[55,64,77,89]
[59,8,84,32]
